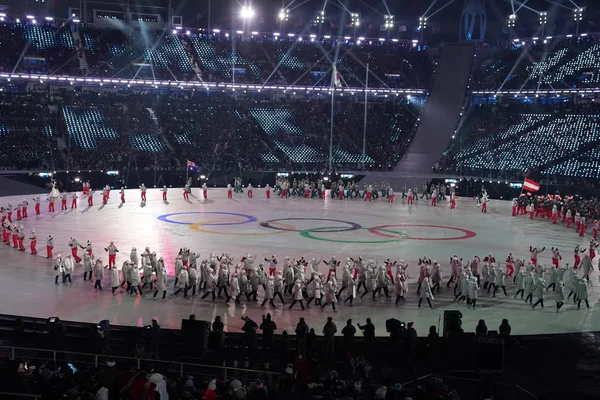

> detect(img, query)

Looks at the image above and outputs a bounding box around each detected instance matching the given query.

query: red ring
[368,224,476,241]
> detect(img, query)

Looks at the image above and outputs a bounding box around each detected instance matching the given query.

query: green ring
[299,227,409,244]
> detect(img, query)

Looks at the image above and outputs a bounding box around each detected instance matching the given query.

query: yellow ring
[189,220,296,236]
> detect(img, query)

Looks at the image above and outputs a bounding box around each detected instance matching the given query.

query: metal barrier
[402,374,538,400]
[0,345,280,384]
[0,393,41,399]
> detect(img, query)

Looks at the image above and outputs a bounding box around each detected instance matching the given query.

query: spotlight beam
[511,0,515,14]
[290,54,331,86]
[288,0,311,12]
[545,0,573,10]
[422,0,440,19]
[359,0,384,16]
[511,0,539,15]
[380,0,392,16]
[334,0,351,14]
[261,25,321,88]
[427,0,457,19]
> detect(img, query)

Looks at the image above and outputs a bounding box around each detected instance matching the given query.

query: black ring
[260,218,362,233]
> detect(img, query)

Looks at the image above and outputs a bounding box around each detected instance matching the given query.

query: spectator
[357,318,375,343]
[476,319,488,336]
[203,379,218,400]
[306,328,317,355]
[499,318,512,338]
[259,313,277,349]
[251,379,267,400]
[144,319,161,360]
[189,314,196,320]
[181,378,196,399]
[322,317,337,359]
[212,315,225,348]
[341,319,356,350]
[241,316,258,351]
[295,317,309,354]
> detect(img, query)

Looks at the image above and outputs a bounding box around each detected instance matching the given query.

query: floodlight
[351,13,360,27]
[418,16,427,30]
[384,14,394,29]
[507,14,516,28]
[278,9,289,21]
[574,8,583,22]
[539,11,547,25]
[240,6,255,20]
[316,10,325,24]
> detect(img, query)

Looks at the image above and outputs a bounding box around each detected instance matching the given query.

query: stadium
[0,0,598,399]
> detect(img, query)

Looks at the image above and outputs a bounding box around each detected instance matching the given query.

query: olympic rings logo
[157,212,477,244]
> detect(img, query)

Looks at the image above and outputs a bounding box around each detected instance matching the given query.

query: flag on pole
[333,63,342,87]
[186,160,201,172]
[523,178,540,192]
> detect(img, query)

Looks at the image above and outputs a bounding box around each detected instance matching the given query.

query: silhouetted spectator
[476,319,488,336]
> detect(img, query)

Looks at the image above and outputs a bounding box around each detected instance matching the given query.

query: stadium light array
[315,10,325,24]
[278,9,289,22]
[574,8,583,22]
[539,11,547,25]
[384,15,394,29]
[507,14,516,28]
[351,13,360,27]
[418,16,427,30]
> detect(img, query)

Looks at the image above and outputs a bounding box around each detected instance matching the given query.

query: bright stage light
[240,6,255,20]
[278,9,289,21]
[507,14,517,28]
[315,10,325,24]
[384,14,394,29]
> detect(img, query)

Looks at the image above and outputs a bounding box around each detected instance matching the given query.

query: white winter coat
[230,276,240,297]
[293,282,304,300]
[323,283,337,303]
[468,279,479,300]
[188,267,197,287]
[419,280,434,300]
[54,259,64,277]
[395,277,407,296]
[130,266,141,285]
[93,260,104,280]
[110,267,120,287]
[156,269,168,292]
[63,257,74,274]
[264,280,274,299]
[555,281,565,302]
[178,269,189,289]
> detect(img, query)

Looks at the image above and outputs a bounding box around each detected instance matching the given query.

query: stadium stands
[0,21,432,89]
[473,35,600,90]
[0,88,420,172]
[438,101,600,183]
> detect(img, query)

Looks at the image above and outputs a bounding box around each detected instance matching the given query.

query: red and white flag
[333,63,342,87]
[523,178,540,192]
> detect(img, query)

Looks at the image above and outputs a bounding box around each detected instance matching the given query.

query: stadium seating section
[439,101,600,181]
[0,88,419,171]
[473,35,600,90]
[0,21,432,89]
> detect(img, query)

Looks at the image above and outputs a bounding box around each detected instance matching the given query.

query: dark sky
[0,0,596,39]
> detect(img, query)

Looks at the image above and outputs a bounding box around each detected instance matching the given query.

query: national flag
[186,160,201,172]
[333,63,342,87]
[523,178,540,192]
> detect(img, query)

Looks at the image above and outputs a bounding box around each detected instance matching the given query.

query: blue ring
[157,212,257,226]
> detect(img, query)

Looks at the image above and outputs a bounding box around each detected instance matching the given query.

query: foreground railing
[0,345,280,384]
[402,374,538,400]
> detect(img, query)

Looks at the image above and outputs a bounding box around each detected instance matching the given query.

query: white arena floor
[0,187,598,337]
